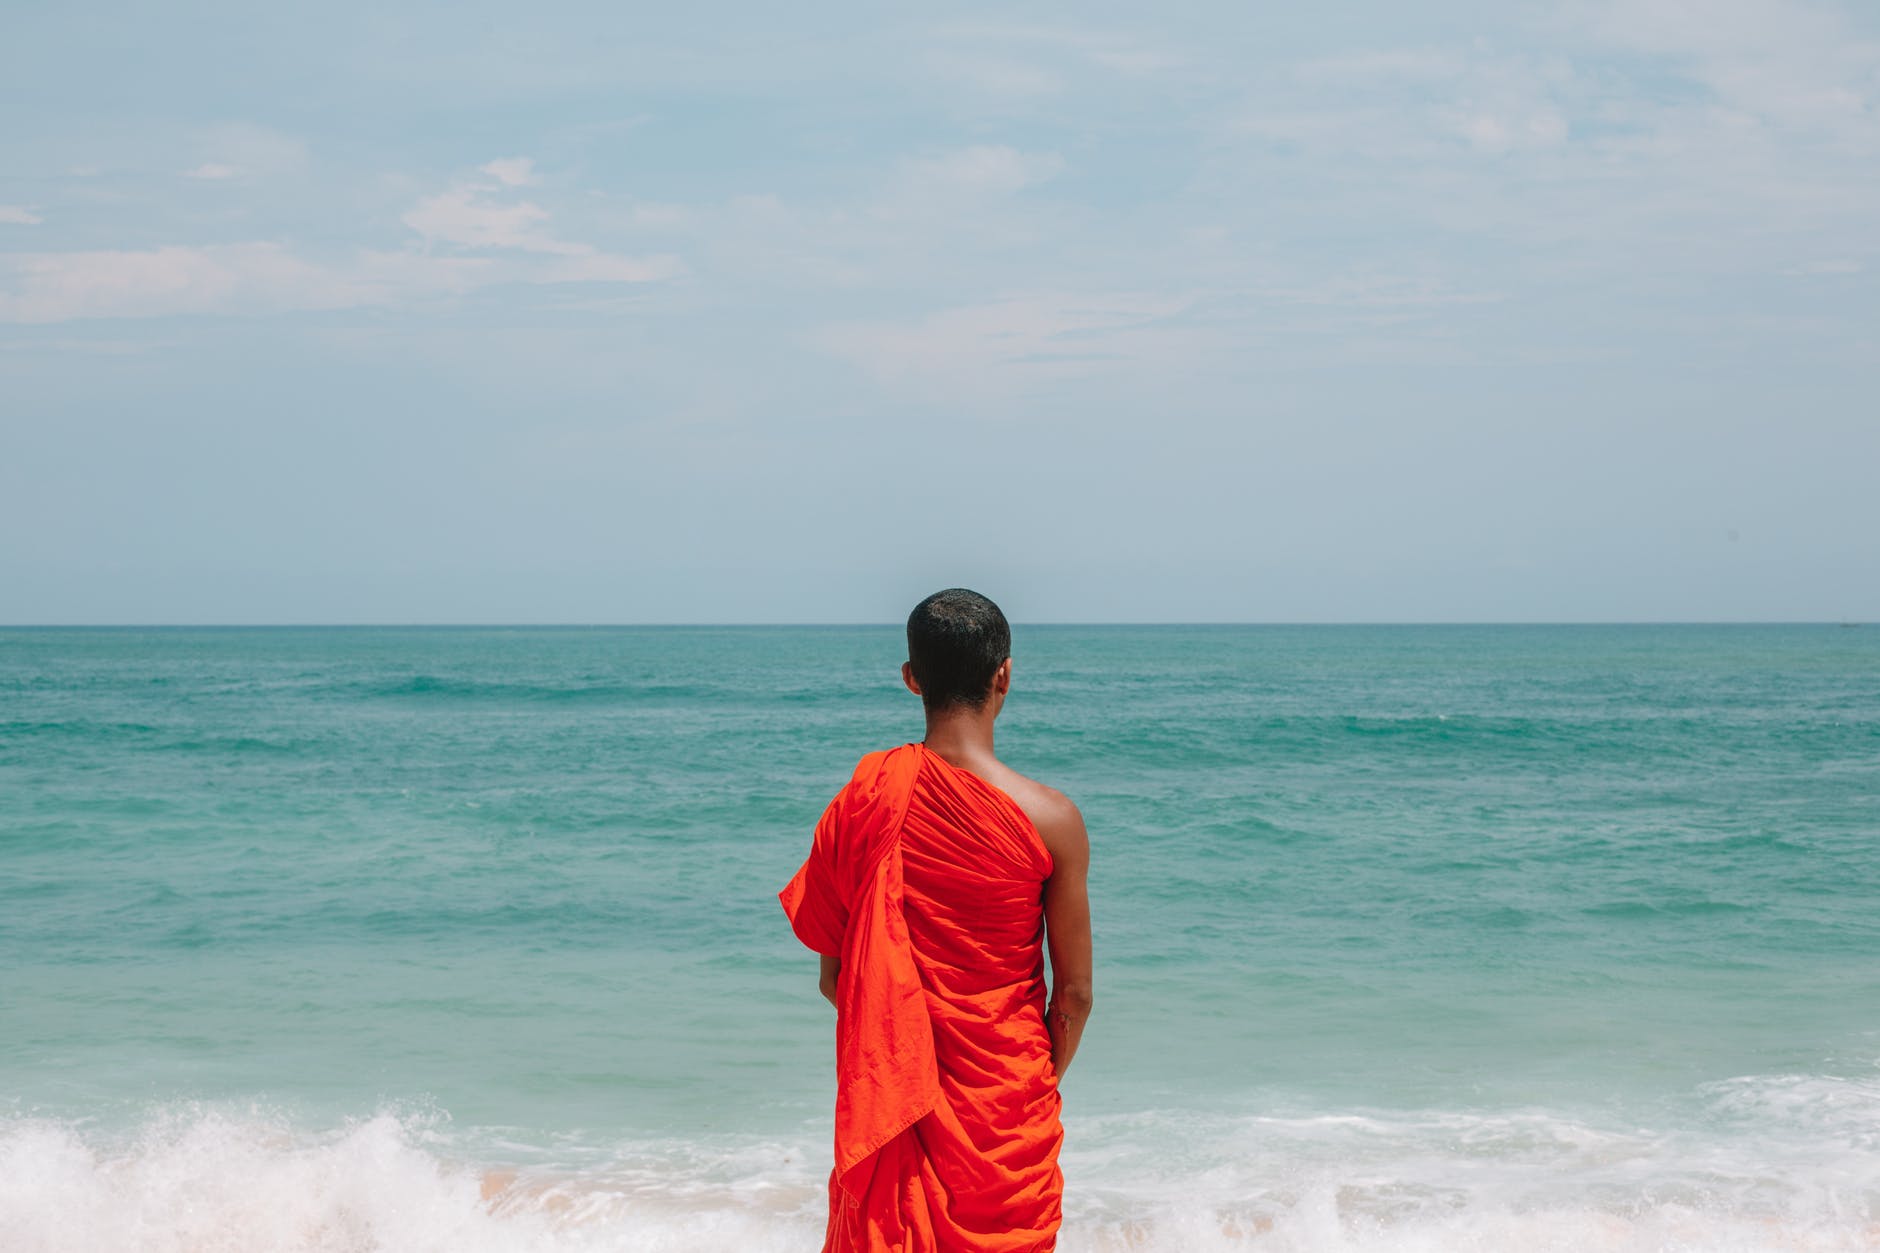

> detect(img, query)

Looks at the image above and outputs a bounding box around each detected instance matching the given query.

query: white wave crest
[0,1109,824,1253]
[3,1078,1879,1253]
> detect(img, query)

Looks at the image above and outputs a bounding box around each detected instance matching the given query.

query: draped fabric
[781,743,1062,1253]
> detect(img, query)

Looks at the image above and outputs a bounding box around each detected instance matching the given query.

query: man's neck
[920,706,997,769]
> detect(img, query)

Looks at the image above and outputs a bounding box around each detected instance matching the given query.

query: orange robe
[781,743,1063,1253]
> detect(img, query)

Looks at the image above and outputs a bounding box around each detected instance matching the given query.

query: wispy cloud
[922,22,1181,104]
[1239,45,1579,161]
[1261,271,1504,311]
[190,123,310,180]
[936,23,1182,78]
[479,157,539,187]
[0,158,681,323]
[1452,110,1570,154]
[1225,1,1880,290]
[402,160,683,282]
[1783,258,1864,276]
[925,52,1062,98]
[0,241,682,325]
[403,188,571,253]
[0,206,44,225]
[0,244,483,323]
[1294,48,1464,85]
[815,291,1196,390]
[1582,0,1879,125]
[895,145,1066,200]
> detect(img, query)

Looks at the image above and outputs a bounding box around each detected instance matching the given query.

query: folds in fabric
[782,747,941,1197]
[781,744,1062,1252]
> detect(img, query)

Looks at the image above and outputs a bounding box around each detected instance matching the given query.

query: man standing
[781,588,1094,1252]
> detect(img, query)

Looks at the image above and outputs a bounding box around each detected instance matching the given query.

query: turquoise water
[3,625,1878,1251]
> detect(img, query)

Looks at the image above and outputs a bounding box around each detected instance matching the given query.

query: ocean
[2,624,1877,1251]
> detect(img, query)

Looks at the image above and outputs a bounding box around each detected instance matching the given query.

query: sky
[2,0,1876,623]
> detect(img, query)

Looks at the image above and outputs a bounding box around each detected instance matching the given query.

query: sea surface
[2,624,1877,1251]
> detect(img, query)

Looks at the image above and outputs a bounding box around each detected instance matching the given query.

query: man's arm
[819,954,840,1007]
[1038,800,1093,1077]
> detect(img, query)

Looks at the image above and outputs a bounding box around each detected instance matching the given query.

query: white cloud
[1296,48,1463,85]
[1227,4,1880,282]
[193,124,310,179]
[815,291,1194,387]
[1085,46,1180,77]
[1,153,681,321]
[0,336,171,359]
[926,51,1063,98]
[897,145,1066,199]
[1783,258,1864,276]
[1241,43,1580,162]
[920,24,1180,106]
[403,187,574,253]
[0,238,680,324]
[1262,271,1503,311]
[403,159,656,263]
[480,157,539,187]
[1453,109,1570,153]
[1569,0,1880,137]
[625,202,688,228]
[1237,108,1415,153]
[0,243,399,323]
[394,164,686,283]
[537,252,683,284]
[935,23,1181,81]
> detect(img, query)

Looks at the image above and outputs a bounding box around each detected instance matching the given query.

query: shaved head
[905,589,1011,711]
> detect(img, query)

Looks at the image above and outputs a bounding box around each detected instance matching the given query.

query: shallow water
[3,625,1878,1249]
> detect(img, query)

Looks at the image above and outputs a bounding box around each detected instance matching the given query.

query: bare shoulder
[984,763,1086,863]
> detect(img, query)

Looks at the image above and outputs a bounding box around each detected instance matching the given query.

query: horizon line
[0,620,1868,630]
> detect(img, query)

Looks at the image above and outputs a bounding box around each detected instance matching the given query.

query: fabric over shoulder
[782,743,1062,1253]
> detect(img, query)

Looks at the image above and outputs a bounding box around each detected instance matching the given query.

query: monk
[781,588,1094,1253]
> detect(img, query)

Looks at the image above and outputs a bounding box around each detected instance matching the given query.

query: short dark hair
[906,588,1011,710]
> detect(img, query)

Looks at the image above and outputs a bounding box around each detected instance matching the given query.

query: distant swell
[366,675,712,703]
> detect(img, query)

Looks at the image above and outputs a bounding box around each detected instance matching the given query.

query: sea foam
[0,1108,824,1253]
[4,1078,1877,1253]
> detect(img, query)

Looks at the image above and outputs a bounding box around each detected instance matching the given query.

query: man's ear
[901,661,923,697]
[992,658,1012,695]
